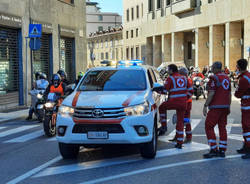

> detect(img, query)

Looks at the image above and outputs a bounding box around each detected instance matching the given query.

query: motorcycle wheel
[43,115,56,137]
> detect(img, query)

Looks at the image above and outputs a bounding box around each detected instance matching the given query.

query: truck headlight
[124,101,149,116]
[59,105,74,117]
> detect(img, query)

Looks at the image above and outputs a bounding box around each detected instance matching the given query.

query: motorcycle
[230,72,239,88]
[29,89,45,122]
[43,92,63,137]
[193,77,206,100]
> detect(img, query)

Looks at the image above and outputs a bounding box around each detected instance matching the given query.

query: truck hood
[63,90,149,108]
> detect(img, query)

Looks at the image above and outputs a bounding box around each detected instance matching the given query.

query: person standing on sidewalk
[203,61,231,158]
[234,59,250,159]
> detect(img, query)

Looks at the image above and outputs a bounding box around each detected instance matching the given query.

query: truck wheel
[59,142,79,159]
[140,123,158,159]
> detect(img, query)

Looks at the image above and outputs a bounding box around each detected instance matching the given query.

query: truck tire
[59,142,79,159]
[140,122,158,159]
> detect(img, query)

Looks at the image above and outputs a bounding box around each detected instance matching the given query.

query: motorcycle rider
[157,64,189,149]
[44,74,66,100]
[192,67,205,79]
[26,72,49,120]
[75,71,84,86]
[57,69,69,85]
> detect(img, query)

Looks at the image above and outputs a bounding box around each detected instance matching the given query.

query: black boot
[203,149,218,159]
[218,150,225,158]
[237,144,247,154]
[175,143,182,149]
[242,147,250,159]
[158,126,167,136]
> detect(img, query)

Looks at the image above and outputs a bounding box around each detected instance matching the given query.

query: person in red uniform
[169,67,194,143]
[234,59,250,159]
[157,64,188,149]
[203,61,231,158]
[192,68,205,79]
[224,66,230,75]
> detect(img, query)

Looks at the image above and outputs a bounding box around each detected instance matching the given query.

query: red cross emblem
[177,78,185,87]
[222,79,229,90]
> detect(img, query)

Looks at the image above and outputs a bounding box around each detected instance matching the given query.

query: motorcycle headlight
[37,93,43,99]
[124,101,149,116]
[59,105,74,117]
[195,81,200,85]
[45,102,55,108]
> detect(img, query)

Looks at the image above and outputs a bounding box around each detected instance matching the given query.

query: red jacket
[192,73,205,79]
[187,77,194,103]
[207,72,231,109]
[164,72,188,103]
[235,71,250,110]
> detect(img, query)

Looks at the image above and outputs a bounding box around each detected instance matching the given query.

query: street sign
[29,38,41,50]
[29,24,42,38]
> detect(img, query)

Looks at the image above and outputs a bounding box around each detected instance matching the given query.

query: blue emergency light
[118,60,143,66]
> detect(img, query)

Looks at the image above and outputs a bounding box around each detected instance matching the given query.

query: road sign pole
[25,37,28,106]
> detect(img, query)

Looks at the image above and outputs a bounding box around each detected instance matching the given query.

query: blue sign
[29,24,42,38]
[29,38,41,50]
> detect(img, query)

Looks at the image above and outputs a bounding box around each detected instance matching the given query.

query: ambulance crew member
[203,62,231,159]
[157,64,188,149]
[234,59,250,159]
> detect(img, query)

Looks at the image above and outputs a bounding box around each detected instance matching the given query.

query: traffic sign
[29,24,42,38]
[29,38,41,50]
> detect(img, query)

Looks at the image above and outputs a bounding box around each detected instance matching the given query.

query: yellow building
[87,27,124,67]
[123,0,250,70]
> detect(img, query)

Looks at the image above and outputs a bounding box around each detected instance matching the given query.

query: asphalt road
[0,95,249,184]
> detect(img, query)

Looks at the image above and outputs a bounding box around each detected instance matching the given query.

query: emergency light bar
[118,60,144,66]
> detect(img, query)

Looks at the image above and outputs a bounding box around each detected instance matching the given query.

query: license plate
[87,131,108,139]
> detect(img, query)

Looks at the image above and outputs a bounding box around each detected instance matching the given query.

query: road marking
[33,142,208,178]
[6,156,62,184]
[228,134,244,141]
[80,154,241,184]
[159,119,202,142]
[47,137,57,142]
[232,95,240,103]
[0,125,39,138]
[4,130,44,143]
[0,127,6,130]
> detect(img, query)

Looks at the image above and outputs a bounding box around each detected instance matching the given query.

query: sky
[91,0,123,16]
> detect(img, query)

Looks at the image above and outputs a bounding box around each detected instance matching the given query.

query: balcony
[171,0,197,14]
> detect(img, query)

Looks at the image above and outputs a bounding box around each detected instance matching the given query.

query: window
[131,8,134,20]
[126,31,129,39]
[96,41,99,49]
[136,47,139,59]
[98,15,103,21]
[101,40,103,48]
[208,0,213,3]
[148,0,153,12]
[126,9,129,22]
[166,0,171,6]
[136,28,139,37]
[131,30,133,38]
[108,26,111,30]
[136,5,139,19]
[126,48,129,59]
[98,26,103,32]
[105,40,108,48]
[101,53,104,60]
[157,0,161,9]
[131,47,134,59]
[105,52,109,59]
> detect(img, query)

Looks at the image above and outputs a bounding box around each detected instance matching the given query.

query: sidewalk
[0,109,29,123]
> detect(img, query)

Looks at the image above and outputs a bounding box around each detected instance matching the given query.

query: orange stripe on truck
[73,119,124,124]
[122,91,144,107]
[72,91,81,107]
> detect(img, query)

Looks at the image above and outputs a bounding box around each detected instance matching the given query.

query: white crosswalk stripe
[214,118,234,135]
[33,142,209,178]
[0,125,39,138]
[4,130,44,143]
[0,127,6,130]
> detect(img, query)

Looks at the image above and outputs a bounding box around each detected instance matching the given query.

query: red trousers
[184,102,192,139]
[241,110,250,148]
[159,100,186,144]
[205,108,229,152]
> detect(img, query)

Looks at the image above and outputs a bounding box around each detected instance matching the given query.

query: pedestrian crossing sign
[29,24,42,38]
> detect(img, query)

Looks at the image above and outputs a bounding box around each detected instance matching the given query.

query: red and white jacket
[235,71,250,110]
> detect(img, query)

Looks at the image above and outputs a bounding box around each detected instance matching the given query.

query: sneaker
[218,150,225,158]
[203,150,218,159]
[241,153,250,159]
[158,126,167,136]
[184,138,192,144]
[169,136,177,142]
[175,143,182,149]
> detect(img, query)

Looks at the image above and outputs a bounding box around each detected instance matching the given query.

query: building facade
[87,27,124,67]
[0,0,86,110]
[123,0,250,70]
[86,0,122,36]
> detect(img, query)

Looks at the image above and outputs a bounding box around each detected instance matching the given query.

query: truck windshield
[78,70,147,91]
